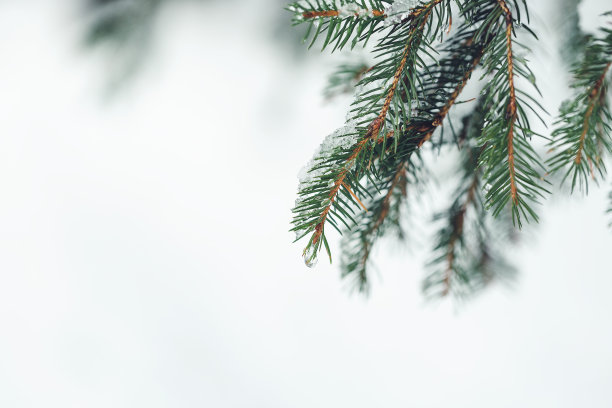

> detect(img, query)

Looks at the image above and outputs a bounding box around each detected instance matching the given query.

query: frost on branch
[294,121,360,239]
[384,0,420,26]
[289,0,387,21]
[297,121,359,187]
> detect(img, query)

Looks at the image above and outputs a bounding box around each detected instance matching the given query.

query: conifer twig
[477,0,546,227]
[357,162,406,276]
[548,22,612,193]
[302,10,385,19]
[288,0,392,51]
[575,62,611,164]
[497,0,519,205]
[442,173,479,296]
[312,29,478,249]
[339,35,487,291]
[292,1,551,289]
[308,1,443,249]
[424,97,517,300]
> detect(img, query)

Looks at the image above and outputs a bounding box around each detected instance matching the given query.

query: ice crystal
[303,245,319,268]
[295,121,360,240]
[297,121,359,188]
[338,4,371,17]
[384,0,420,26]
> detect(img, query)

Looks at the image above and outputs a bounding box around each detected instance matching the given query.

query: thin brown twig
[496,0,518,205]
[342,182,368,212]
[417,52,484,148]
[575,62,611,165]
[302,9,385,19]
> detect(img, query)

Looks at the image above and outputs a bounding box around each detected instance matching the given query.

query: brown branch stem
[302,10,385,19]
[418,52,484,148]
[496,0,519,205]
[575,62,611,164]
[342,182,368,212]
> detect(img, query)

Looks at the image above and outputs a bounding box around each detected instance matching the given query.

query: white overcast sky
[0,0,611,407]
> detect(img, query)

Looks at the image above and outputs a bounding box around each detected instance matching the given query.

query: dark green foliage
[339,153,425,294]
[337,12,504,292]
[287,0,392,51]
[548,25,612,193]
[288,1,612,298]
[424,99,516,299]
[347,0,454,132]
[475,1,548,227]
[291,0,455,268]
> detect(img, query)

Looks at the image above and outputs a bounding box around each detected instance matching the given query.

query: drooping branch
[548,23,612,193]
[497,0,519,205]
[307,2,442,249]
[293,0,546,275]
[575,62,611,164]
[477,0,546,227]
[357,162,407,278]
[339,38,487,291]
[417,51,483,148]
[424,96,518,300]
[311,28,479,250]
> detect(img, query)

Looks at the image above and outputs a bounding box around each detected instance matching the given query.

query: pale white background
[0,0,611,407]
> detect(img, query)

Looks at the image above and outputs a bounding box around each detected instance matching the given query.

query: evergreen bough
[288,0,612,298]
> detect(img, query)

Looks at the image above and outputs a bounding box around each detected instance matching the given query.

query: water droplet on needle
[303,245,318,268]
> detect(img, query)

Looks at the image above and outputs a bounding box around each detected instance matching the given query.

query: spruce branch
[293,0,516,270]
[424,98,516,299]
[287,0,392,50]
[548,23,612,193]
[292,0,450,267]
[575,63,611,165]
[336,19,493,289]
[477,0,548,227]
[340,161,412,294]
[349,0,447,129]
[288,1,611,297]
[497,0,519,205]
